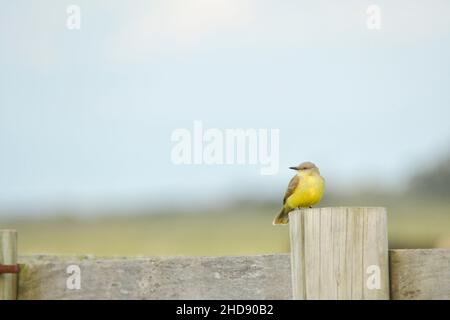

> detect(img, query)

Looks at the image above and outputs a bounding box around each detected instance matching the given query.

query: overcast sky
[1,0,450,215]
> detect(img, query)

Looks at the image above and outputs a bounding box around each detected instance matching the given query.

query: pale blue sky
[1,0,450,215]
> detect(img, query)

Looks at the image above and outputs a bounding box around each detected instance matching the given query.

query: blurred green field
[2,197,450,256]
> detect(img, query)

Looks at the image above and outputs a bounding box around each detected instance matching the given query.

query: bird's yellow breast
[286,175,325,209]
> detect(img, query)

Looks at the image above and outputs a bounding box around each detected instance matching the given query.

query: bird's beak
[289,166,298,170]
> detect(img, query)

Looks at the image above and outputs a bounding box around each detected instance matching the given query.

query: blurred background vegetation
[3,154,449,256]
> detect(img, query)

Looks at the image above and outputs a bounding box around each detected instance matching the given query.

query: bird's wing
[283,175,300,204]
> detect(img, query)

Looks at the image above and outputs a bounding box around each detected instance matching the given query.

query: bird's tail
[273,206,289,225]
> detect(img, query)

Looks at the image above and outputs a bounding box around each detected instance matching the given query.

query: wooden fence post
[0,230,18,300]
[289,207,389,300]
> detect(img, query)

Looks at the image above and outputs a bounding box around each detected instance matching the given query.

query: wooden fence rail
[1,207,450,300]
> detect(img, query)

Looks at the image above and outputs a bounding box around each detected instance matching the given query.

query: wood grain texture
[12,250,450,300]
[289,207,389,300]
[17,254,291,300]
[0,230,18,300]
[390,249,450,300]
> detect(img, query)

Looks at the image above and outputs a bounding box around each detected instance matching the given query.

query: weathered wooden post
[0,230,19,300]
[289,207,389,300]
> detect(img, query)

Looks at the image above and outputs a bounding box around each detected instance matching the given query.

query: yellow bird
[273,161,325,225]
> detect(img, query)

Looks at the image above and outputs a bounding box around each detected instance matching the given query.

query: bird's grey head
[289,162,319,173]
